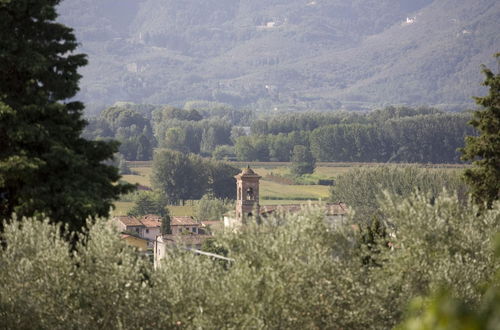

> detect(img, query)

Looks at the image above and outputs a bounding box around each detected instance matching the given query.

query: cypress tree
[461,54,500,209]
[0,0,134,235]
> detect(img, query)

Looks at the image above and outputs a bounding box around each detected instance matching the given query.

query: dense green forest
[57,0,500,112]
[84,105,475,163]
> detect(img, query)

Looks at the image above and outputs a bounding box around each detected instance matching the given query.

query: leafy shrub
[330,165,469,222]
[1,193,498,329]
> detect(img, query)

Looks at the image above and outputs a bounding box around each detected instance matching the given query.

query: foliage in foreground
[194,193,233,221]
[0,193,498,329]
[398,233,500,330]
[330,165,468,222]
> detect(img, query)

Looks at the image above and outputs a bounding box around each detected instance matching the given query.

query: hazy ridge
[58,0,500,112]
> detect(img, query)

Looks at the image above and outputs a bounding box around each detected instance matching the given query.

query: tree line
[83,104,251,161]
[235,111,474,163]
[83,104,474,164]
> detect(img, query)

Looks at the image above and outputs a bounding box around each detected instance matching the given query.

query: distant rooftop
[171,216,199,226]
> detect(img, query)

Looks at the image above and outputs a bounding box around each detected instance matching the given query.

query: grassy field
[121,167,153,187]
[112,201,134,216]
[260,181,329,200]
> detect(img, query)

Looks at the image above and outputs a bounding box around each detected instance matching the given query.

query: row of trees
[83,105,155,161]
[83,105,250,160]
[250,106,442,135]
[234,112,474,163]
[83,103,474,164]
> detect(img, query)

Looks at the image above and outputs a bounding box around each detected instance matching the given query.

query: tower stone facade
[235,166,261,224]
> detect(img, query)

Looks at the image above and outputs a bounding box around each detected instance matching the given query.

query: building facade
[225,167,348,228]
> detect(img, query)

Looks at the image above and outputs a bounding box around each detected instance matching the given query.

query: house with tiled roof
[140,214,162,241]
[113,214,163,249]
[170,216,202,235]
[113,216,144,236]
[114,213,214,262]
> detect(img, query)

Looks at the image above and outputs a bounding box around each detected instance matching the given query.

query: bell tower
[235,166,261,224]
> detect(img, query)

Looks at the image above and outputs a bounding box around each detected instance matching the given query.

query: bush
[1,193,498,329]
[330,165,469,222]
[194,193,232,221]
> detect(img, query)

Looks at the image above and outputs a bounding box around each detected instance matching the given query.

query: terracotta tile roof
[170,216,199,226]
[235,166,262,179]
[114,216,143,227]
[140,214,162,228]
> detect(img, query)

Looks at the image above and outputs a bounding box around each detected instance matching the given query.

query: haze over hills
[57,0,500,113]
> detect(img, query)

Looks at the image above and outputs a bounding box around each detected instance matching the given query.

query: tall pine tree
[461,54,500,209]
[0,0,133,234]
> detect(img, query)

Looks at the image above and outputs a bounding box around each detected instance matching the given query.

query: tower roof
[235,166,261,179]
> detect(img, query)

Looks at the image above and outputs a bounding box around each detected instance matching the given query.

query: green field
[121,166,153,187]
[112,201,196,217]
[260,181,329,201]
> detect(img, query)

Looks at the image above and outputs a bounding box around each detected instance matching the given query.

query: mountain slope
[57,0,500,112]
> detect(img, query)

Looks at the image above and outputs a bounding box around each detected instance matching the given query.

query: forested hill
[58,0,500,112]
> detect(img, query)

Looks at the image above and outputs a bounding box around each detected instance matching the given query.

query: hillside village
[113,166,347,264]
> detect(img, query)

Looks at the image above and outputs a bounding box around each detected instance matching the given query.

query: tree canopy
[290,145,315,176]
[151,150,239,204]
[0,0,133,234]
[1,193,498,328]
[461,54,500,209]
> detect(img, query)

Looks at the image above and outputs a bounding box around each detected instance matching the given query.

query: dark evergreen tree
[0,0,133,234]
[128,191,168,218]
[161,213,171,235]
[461,54,500,209]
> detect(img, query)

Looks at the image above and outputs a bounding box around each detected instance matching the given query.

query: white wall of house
[171,226,199,235]
[153,236,165,269]
[126,225,144,236]
[142,227,160,241]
